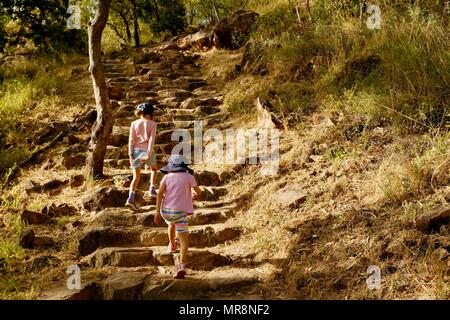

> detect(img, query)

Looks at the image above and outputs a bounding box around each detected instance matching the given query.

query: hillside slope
[0,1,449,300]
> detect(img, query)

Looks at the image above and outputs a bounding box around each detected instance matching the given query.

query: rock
[189,226,241,248]
[197,187,228,201]
[157,89,193,101]
[135,52,162,64]
[138,213,167,227]
[179,29,214,50]
[213,10,259,49]
[198,96,224,107]
[24,180,38,194]
[28,255,61,272]
[158,42,181,51]
[39,282,103,300]
[142,278,210,300]
[103,272,147,300]
[415,207,450,233]
[41,179,68,192]
[41,203,76,217]
[70,175,84,188]
[274,184,307,209]
[20,210,50,225]
[78,228,141,256]
[140,231,169,246]
[195,105,221,115]
[172,250,232,271]
[255,97,283,129]
[33,236,55,249]
[87,248,155,268]
[20,229,35,249]
[63,154,86,169]
[108,86,124,100]
[80,187,129,211]
[180,97,197,109]
[108,134,128,147]
[195,171,222,186]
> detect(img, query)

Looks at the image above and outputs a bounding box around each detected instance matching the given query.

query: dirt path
[39,41,276,300]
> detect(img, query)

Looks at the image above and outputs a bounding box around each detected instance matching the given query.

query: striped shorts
[161,208,189,233]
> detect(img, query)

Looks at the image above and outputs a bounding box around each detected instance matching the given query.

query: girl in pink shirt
[125,102,158,210]
[155,155,202,279]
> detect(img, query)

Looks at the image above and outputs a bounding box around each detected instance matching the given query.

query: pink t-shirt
[129,119,157,155]
[161,172,197,214]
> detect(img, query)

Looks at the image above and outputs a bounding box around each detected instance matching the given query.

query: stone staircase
[40,42,272,300]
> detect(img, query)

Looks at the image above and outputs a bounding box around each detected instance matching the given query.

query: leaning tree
[85,0,113,181]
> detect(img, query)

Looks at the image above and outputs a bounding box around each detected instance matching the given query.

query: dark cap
[136,102,154,115]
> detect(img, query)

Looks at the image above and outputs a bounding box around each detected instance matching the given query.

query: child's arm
[154,182,166,225]
[129,123,136,164]
[192,185,202,200]
[146,123,157,156]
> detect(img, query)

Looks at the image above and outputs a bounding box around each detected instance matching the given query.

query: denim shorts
[132,149,157,169]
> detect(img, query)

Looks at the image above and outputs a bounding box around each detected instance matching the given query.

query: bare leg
[168,223,176,249]
[130,168,141,193]
[150,167,157,189]
[177,232,189,265]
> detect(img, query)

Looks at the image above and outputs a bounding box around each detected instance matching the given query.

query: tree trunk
[212,0,221,22]
[131,0,140,47]
[86,0,113,181]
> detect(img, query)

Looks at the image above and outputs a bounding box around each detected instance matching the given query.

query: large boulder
[213,10,259,49]
[178,29,214,50]
[179,11,259,51]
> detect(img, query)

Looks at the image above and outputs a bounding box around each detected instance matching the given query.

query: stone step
[105,144,174,159]
[105,72,126,78]
[140,224,241,248]
[78,224,240,256]
[39,268,261,300]
[104,158,167,170]
[105,140,195,158]
[84,246,232,270]
[90,207,232,228]
[128,81,159,92]
[127,90,158,99]
[106,77,131,83]
[180,96,224,109]
[157,89,193,101]
[109,170,225,188]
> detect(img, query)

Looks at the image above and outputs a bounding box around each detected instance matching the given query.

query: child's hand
[154,212,162,225]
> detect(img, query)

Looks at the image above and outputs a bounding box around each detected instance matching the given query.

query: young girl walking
[125,102,158,211]
[155,154,202,279]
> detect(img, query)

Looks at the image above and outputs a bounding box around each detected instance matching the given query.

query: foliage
[0,0,86,51]
[183,0,251,24]
[140,0,187,36]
